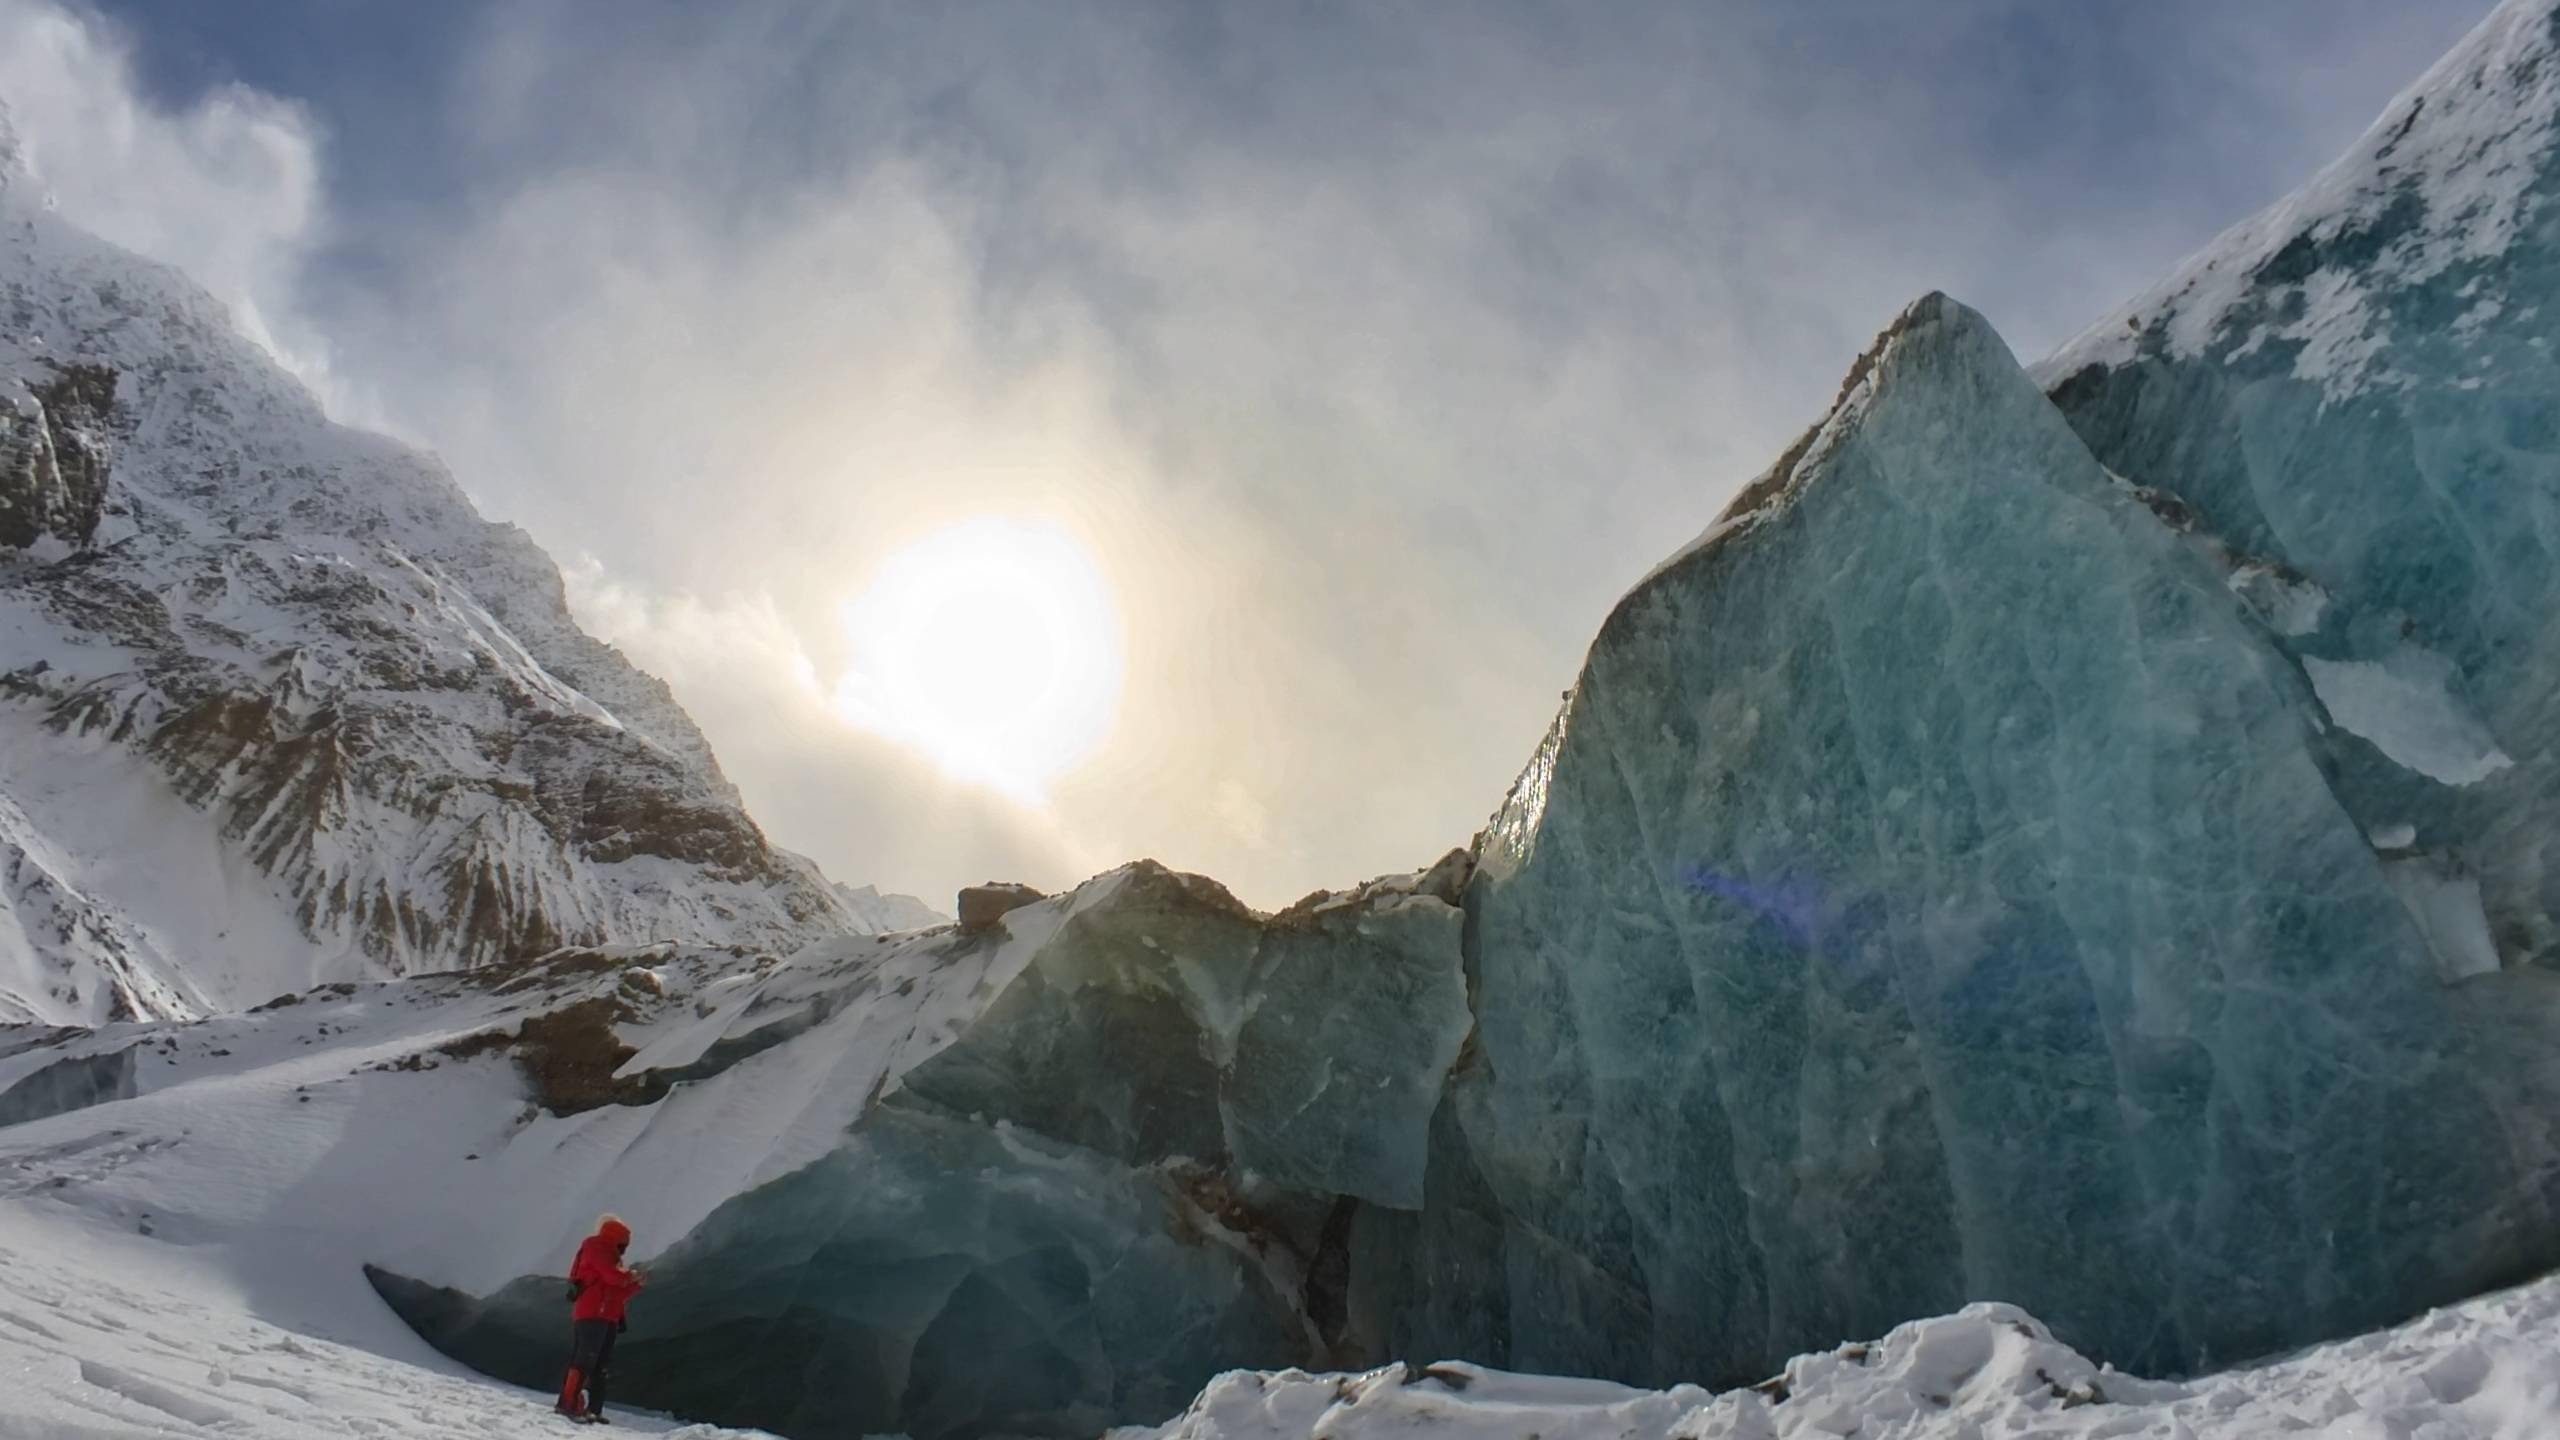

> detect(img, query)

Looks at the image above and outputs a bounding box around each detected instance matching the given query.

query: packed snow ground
[1124,1286,2560,1440]
[3,914,2560,1439]
[10,1181,2560,1440]
[0,1202,770,1438]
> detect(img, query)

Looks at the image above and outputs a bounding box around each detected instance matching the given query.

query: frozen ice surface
[2301,652,2512,786]
[382,289,2560,1440]
[12,939,2560,1440]
[372,6,2560,1422]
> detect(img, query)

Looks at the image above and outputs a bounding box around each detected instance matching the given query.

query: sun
[831,518,1124,800]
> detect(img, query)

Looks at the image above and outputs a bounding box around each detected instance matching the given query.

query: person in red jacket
[556,1214,645,1423]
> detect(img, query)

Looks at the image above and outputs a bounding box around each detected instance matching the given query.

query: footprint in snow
[0,1308,63,1341]
[222,1369,315,1403]
[77,1358,238,1427]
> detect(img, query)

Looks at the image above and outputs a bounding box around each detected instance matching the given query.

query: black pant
[567,1318,619,1414]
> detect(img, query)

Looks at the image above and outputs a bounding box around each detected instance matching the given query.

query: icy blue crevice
[0,1041,136,1127]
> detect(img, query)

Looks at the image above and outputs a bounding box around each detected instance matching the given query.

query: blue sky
[2,0,2500,906]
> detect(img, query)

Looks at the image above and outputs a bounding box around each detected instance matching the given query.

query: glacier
[1388,292,2560,1389]
[15,2,2560,1438]
[21,1151,2560,1439]
[0,117,894,1026]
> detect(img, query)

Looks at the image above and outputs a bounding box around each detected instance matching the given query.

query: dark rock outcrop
[956,881,1045,932]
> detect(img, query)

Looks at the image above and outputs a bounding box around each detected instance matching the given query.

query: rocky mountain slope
[0,129,934,1027]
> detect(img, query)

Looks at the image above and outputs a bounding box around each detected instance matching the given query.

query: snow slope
[0,897,1049,1434]
[0,916,1058,1299]
[0,870,1134,1436]
[2038,0,2560,394]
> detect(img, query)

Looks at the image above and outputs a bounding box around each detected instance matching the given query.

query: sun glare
[832,518,1125,800]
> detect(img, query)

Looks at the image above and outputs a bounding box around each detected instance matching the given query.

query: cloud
[294,85,1556,906]
[560,552,1117,904]
[7,0,2502,910]
[0,0,336,393]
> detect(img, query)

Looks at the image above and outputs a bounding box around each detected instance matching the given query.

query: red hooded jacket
[569,1218,644,1322]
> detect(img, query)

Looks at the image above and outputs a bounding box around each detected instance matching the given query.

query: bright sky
[0,0,2497,910]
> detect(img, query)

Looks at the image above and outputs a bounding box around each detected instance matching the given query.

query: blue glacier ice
[375,861,1475,1437]
[2042,0,2560,970]
[1369,292,2560,1390]
[374,4,2560,1434]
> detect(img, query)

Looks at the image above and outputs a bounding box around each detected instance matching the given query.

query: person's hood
[596,1218,631,1249]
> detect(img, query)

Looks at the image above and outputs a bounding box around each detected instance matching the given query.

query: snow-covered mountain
[830,881,947,933]
[0,131,891,1027]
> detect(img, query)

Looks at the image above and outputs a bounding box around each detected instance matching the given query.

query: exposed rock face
[0,171,870,1025]
[956,880,1045,932]
[0,362,112,551]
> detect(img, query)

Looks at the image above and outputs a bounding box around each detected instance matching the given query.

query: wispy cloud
[0,0,342,394]
[6,0,2500,907]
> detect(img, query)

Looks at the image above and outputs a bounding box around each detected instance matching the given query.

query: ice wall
[1367,295,2560,1385]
